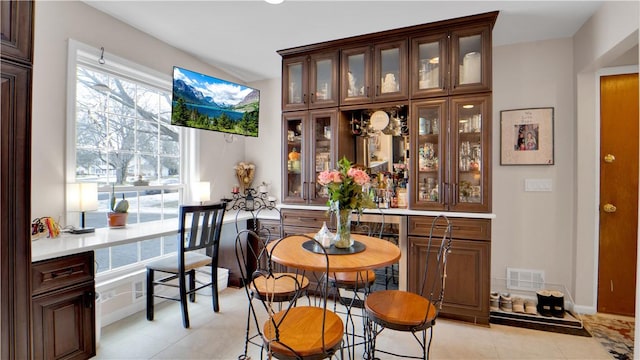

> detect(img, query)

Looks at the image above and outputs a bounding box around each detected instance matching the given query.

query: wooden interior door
[598,73,639,316]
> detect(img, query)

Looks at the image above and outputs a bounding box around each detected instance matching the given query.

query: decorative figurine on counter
[234,161,256,193]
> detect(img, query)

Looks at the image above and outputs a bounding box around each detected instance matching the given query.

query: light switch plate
[524,178,552,192]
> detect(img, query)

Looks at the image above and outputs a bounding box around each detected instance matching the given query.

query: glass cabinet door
[340,46,372,105]
[451,25,491,94]
[308,110,336,204]
[411,33,448,98]
[450,95,490,212]
[282,112,306,204]
[282,56,308,111]
[374,39,408,101]
[309,52,338,109]
[411,99,447,210]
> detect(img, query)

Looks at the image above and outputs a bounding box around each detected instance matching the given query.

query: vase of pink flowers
[318,157,373,248]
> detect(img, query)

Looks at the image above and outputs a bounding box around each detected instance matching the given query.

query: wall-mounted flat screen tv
[171,66,260,137]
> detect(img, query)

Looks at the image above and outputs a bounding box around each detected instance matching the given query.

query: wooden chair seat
[251,272,310,302]
[146,252,211,273]
[365,290,437,331]
[263,306,344,358]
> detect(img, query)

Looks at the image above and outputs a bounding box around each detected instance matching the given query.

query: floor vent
[506,268,545,291]
[133,281,144,300]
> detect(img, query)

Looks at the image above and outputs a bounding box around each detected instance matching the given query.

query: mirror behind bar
[346,106,410,209]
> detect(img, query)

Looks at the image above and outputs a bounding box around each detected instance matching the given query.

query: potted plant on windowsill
[107,184,129,228]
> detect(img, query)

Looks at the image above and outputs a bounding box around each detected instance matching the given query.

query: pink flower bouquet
[317,157,373,212]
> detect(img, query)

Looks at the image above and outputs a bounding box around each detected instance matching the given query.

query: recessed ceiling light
[462,104,474,109]
[265,0,284,4]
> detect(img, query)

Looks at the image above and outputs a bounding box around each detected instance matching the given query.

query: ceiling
[84,1,604,83]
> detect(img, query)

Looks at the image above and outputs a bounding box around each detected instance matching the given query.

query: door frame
[592,65,639,312]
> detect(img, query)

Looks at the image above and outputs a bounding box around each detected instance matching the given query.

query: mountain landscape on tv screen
[171,67,259,137]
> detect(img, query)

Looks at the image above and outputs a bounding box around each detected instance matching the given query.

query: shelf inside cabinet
[458,131,482,139]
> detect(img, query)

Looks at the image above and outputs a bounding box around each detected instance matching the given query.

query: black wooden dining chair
[255,234,344,360]
[145,202,226,328]
[364,215,453,360]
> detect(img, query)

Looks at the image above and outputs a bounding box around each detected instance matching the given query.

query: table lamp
[193,181,211,205]
[67,183,98,234]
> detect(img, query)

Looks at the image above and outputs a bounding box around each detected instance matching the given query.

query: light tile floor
[96,288,613,360]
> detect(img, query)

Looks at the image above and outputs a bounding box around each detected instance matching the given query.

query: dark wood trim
[1,1,34,358]
[277,11,498,57]
[0,0,34,64]
[0,59,33,360]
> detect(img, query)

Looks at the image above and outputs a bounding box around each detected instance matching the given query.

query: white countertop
[278,204,496,219]
[31,209,282,262]
[31,205,491,262]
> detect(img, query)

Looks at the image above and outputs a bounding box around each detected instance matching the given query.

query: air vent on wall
[506,268,545,291]
[133,281,144,300]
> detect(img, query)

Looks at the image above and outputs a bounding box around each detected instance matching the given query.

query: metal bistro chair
[235,229,311,360]
[364,215,453,360]
[256,234,343,360]
[145,203,226,328]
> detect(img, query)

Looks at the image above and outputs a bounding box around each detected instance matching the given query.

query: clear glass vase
[334,208,353,248]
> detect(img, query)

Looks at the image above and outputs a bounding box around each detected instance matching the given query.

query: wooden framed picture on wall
[500,107,554,165]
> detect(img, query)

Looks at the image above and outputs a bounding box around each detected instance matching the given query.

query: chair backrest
[369,206,385,239]
[254,234,334,357]
[178,203,226,268]
[255,206,284,238]
[419,215,453,313]
[234,229,270,287]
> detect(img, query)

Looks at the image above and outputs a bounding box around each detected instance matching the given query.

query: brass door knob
[604,154,615,163]
[603,203,617,213]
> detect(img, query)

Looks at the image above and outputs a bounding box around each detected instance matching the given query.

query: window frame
[66,39,198,279]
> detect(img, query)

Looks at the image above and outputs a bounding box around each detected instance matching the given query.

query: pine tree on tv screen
[171,66,259,137]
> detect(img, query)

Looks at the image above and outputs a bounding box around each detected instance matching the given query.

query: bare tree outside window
[73,64,182,273]
[75,66,179,185]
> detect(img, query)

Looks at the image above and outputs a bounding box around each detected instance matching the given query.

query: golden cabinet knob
[603,203,617,213]
[604,154,615,163]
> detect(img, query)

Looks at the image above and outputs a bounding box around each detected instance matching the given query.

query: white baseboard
[573,304,597,315]
[101,300,147,327]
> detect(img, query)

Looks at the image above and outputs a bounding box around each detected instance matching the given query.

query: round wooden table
[267,233,400,359]
[267,233,400,273]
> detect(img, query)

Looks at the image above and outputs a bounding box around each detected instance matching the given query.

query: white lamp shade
[67,183,98,212]
[193,181,211,203]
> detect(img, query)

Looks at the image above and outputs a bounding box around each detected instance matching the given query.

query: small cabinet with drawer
[32,251,96,360]
[280,209,332,292]
[407,216,490,324]
[281,208,332,231]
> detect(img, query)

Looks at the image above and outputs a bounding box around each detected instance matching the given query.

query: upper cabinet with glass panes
[340,39,408,106]
[282,51,339,111]
[410,24,492,98]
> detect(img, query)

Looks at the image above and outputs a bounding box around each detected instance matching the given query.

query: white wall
[491,38,576,290]
[244,78,282,199]
[572,0,639,312]
[32,1,247,221]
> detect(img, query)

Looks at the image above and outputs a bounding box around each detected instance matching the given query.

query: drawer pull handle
[51,268,74,278]
[85,291,94,309]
